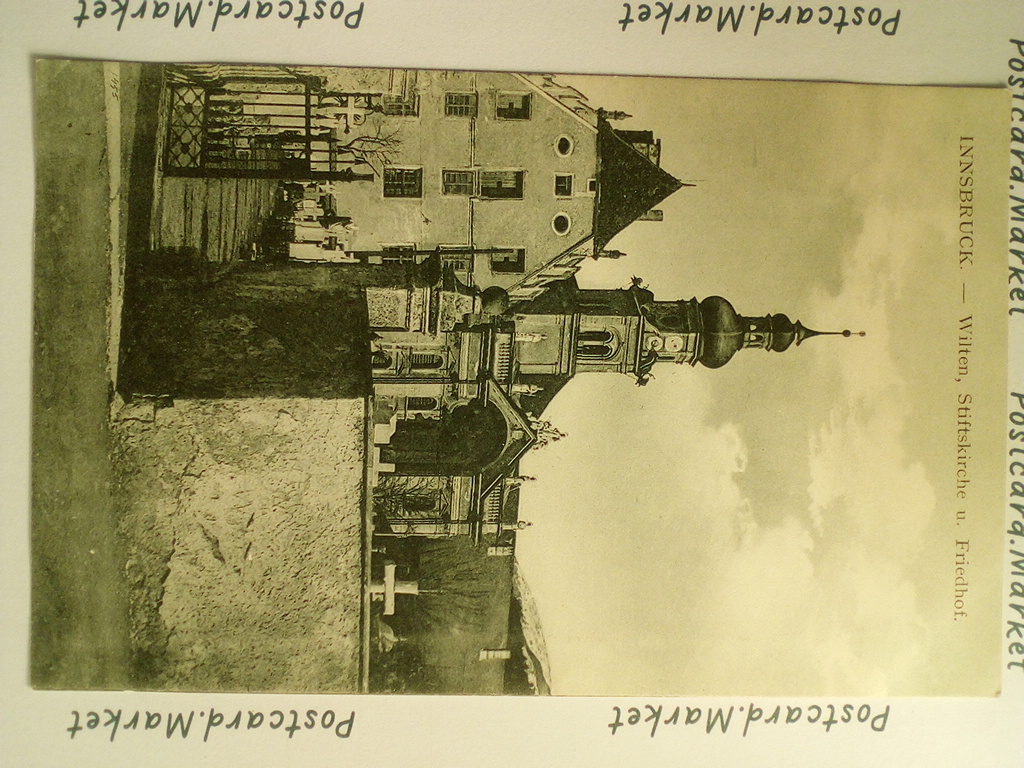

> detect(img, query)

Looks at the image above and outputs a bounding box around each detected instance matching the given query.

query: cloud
[672,197,943,695]
[796,200,940,693]
[518,366,756,695]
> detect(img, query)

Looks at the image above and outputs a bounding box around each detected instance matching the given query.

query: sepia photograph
[32,59,1007,697]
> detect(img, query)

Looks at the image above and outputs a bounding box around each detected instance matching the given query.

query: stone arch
[383,399,508,474]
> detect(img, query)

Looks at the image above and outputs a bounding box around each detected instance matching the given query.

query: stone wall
[114,396,365,692]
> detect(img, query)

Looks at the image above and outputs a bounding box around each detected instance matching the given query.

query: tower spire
[626,285,864,375]
[794,324,866,345]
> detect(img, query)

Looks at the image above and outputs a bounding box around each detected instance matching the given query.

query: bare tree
[417,539,497,633]
[373,476,446,524]
[330,124,403,175]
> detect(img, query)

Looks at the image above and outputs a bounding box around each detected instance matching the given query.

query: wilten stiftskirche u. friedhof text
[32,61,1007,696]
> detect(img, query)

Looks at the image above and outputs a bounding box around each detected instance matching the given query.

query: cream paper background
[2,1,1022,765]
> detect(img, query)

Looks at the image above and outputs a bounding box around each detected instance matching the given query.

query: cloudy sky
[516,76,1006,696]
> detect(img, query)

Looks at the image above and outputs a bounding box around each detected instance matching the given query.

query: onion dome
[695,301,864,369]
[767,313,798,352]
[697,296,744,368]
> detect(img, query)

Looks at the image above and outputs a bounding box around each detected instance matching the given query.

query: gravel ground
[113,396,365,692]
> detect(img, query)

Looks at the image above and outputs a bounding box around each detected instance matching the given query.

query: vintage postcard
[32,60,1007,697]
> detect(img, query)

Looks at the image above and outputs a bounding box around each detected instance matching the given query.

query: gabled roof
[593,117,687,252]
[479,378,537,495]
[511,73,600,133]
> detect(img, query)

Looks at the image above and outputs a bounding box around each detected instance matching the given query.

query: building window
[552,213,572,235]
[380,244,417,263]
[555,135,574,156]
[579,330,614,344]
[489,248,526,274]
[445,92,477,117]
[554,174,573,198]
[587,178,597,193]
[406,396,438,411]
[442,170,476,195]
[381,94,419,116]
[439,245,473,274]
[409,353,444,370]
[383,168,423,198]
[480,170,524,199]
[578,330,618,360]
[371,351,392,369]
[495,92,531,120]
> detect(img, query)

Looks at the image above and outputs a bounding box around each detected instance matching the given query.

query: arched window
[577,344,614,359]
[577,329,618,360]
[578,330,614,344]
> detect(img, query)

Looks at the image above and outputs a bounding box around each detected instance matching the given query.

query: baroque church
[366,266,852,546]
[354,76,861,693]
[363,239,856,693]
[361,96,854,554]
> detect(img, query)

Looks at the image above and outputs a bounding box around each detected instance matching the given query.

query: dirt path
[114,397,365,692]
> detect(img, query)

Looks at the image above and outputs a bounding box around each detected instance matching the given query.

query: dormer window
[496,92,531,120]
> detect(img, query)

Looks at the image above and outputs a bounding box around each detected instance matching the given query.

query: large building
[367,273,857,543]
[364,264,859,692]
[290,68,684,299]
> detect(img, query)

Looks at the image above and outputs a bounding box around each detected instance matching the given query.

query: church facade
[366,271,852,550]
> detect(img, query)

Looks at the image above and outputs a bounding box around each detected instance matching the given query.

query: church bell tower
[514,278,862,384]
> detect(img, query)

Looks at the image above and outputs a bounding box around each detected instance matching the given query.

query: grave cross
[369,561,420,616]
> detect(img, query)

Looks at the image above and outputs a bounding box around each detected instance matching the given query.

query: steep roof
[479,379,537,495]
[593,117,687,252]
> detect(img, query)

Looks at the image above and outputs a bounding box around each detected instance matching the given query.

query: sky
[516,76,1007,696]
